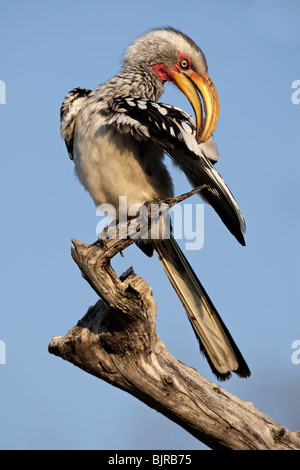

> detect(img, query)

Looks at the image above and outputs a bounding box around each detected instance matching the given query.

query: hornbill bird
[60,27,250,380]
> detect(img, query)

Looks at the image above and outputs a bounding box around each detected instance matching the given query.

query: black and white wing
[105,96,246,246]
[60,87,92,160]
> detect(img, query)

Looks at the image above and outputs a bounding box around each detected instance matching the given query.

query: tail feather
[154,234,250,380]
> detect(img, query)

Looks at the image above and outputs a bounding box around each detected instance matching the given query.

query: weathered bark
[49,189,300,450]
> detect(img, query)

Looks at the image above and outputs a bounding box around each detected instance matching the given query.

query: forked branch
[48,187,300,450]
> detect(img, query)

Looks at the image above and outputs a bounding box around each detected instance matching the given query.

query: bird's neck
[93,66,164,102]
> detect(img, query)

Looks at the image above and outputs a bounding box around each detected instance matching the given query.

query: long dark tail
[154,234,250,380]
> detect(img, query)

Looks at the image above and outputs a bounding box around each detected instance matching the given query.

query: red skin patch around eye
[177,52,191,69]
[152,53,192,81]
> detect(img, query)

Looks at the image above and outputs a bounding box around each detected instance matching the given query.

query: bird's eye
[180,58,189,70]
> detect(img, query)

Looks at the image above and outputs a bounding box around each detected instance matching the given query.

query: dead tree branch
[49,188,300,450]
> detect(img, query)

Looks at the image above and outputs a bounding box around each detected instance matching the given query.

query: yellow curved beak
[169,69,220,143]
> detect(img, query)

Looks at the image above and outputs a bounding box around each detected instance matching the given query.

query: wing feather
[106,96,246,245]
[60,87,92,159]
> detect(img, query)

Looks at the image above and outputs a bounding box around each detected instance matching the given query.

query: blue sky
[0,0,299,450]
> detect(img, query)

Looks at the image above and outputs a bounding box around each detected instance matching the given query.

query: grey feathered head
[122,27,218,144]
[122,27,207,77]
